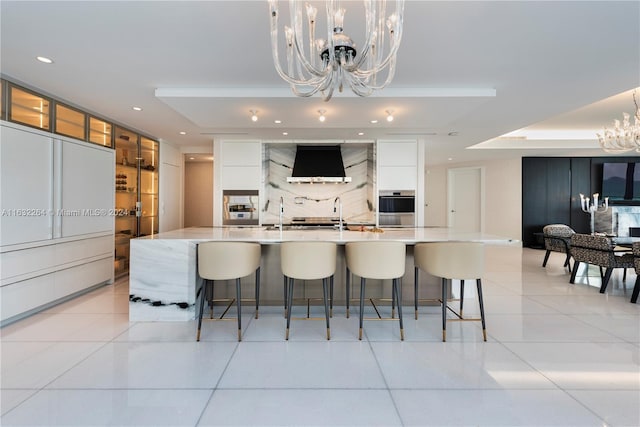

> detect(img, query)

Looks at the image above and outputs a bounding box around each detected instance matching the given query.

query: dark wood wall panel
[522,156,640,247]
[570,157,592,234]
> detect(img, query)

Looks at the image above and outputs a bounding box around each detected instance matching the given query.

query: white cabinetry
[0,125,53,245]
[214,140,262,225]
[219,141,262,189]
[377,140,417,191]
[0,122,114,324]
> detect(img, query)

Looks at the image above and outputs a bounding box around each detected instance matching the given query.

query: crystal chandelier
[597,90,640,153]
[268,0,404,101]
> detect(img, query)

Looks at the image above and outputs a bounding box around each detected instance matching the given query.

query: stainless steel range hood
[286,145,352,183]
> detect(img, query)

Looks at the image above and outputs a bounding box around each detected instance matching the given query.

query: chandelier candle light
[268,0,404,101]
[597,89,640,153]
[580,193,609,235]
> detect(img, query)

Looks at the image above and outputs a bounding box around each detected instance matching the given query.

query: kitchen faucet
[333,196,343,231]
[279,196,284,230]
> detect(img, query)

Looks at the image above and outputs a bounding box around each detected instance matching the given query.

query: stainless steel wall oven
[378,190,415,227]
[223,190,259,226]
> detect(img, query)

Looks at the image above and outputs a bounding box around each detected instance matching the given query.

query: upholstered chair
[631,242,640,304]
[569,234,634,294]
[542,224,575,270]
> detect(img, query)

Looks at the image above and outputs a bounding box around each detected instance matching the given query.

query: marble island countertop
[137,226,517,245]
[129,227,517,321]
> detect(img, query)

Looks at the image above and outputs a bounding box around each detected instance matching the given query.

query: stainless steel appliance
[378,190,415,227]
[223,190,259,225]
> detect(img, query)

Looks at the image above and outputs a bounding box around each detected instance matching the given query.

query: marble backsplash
[261,144,376,224]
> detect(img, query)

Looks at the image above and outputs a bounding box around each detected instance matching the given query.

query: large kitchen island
[129,226,516,321]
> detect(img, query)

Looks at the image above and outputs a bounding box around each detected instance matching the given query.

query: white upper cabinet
[220,141,261,166]
[377,140,417,190]
[377,141,418,167]
[219,141,262,190]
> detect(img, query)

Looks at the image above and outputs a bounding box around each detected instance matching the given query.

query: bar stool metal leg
[391,280,396,319]
[236,278,242,341]
[323,278,331,340]
[283,275,288,317]
[441,277,447,342]
[459,279,465,316]
[285,277,295,340]
[346,267,351,318]
[476,278,487,341]
[255,267,260,319]
[394,278,405,340]
[359,277,366,340]
[329,275,334,318]
[414,266,419,319]
[196,279,207,342]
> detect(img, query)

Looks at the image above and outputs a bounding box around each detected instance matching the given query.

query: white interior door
[448,167,483,232]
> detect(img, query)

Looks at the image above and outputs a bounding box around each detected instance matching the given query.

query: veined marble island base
[129,227,516,321]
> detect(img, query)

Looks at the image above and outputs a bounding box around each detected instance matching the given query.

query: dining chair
[631,242,640,303]
[569,234,634,294]
[542,224,575,270]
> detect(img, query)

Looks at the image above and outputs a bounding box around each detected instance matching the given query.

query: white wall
[159,141,182,232]
[424,156,522,241]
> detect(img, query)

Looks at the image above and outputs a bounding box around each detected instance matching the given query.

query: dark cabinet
[522,158,572,247]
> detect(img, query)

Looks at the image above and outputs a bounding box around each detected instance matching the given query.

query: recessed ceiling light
[179,131,187,135]
[370,119,378,124]
[189,157,195,160]
[282,132,288,136]
[358,132,364,136]
[132,106,143,111]
[448,157,453,161]
[36,56,53,64]
[274,120,282,124]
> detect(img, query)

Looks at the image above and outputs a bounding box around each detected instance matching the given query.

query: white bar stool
[345,241,406,340]
[281,241,337,340]
[196,241,261,342]
[414,242,487,342]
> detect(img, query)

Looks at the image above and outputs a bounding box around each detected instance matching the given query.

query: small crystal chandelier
[597,89,640,153]
[268,0,405,101]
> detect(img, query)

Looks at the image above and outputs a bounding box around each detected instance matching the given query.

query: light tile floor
[1,246,639,426]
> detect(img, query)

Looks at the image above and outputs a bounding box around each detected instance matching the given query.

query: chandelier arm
[290,0,328,79]
[349,55,398,90]
[270,3,320,86]
[346,12,404,77]
[289,66,337,99]
[346,0,403,74]
[345,72,374,97]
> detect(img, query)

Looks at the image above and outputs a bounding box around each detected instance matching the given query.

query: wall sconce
[250,110,258,122]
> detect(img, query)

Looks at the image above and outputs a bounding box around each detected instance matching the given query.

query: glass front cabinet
[114,127,159,277]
